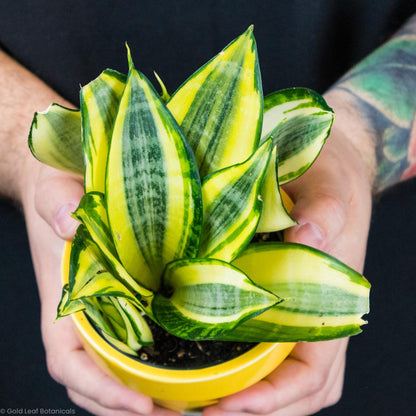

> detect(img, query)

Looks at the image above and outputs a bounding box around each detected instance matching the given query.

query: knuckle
[308,371,327,395]
[319,193,346,224]
[311,193,347,241]
[46,352,63,384]
[305,376,343,414]
[303,391,329,416]
[254,404,275,415]
[95,385,125,409]
[66,389,79,405]
[326,383,343,407]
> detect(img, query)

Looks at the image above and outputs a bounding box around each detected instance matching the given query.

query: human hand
[20,159,180,416]
[203,123,373,416]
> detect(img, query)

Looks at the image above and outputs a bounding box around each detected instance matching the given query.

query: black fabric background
[1,1,416,415]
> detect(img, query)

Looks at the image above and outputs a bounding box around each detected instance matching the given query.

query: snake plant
[29,27,370,355]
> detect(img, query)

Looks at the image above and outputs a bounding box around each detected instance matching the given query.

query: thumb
[283,179,348,253]
[35,168,84,240]
[281,128,374,272]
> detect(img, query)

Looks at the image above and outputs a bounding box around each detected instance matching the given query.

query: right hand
[204,125,373,416]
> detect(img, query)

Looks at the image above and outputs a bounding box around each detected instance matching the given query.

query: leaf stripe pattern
[28,104,84,175]
[199,139,272,261]
[225,242,370,342]
[73,192,153,301]
[81,69,127,193]
[167,25,263,178]
[256,145,296,232]
[64,226,144,307]
[152,258,279,340]
[262,88,334,185]
[106,48,202,291]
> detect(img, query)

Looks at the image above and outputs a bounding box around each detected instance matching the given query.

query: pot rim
[73,309,283,382]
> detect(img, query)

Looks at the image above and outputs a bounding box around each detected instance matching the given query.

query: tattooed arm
[327,14,416,193]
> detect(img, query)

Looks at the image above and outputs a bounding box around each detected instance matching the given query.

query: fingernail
[293,222,324,249]
[55,203,78,239]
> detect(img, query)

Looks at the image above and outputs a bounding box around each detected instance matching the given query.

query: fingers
[283,137,372,270]
[284,183,347,251]
[266,341,346,416]
[68,389,179,416]
[283,143,350,252]
[35,167,83,240]
[206,340,347,416]
[44,318,156,416]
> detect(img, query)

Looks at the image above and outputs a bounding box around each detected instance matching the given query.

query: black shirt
[1,1,416,415]
[1,0,414,104]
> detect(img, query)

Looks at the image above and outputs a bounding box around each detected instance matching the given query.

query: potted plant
[28,27,370,412]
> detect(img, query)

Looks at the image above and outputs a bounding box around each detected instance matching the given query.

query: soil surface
[137,318,257,369]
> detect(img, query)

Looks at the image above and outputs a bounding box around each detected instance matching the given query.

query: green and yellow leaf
[106,48,202,291]
[28,103,83,175]
[262,88,334,184]
[219,242,370,342]
[100,332,139,356]
[256,128,296,233]
[167,26,263,177]
[111,297,154,348]
[152,258,280,340]
[97,296,125,330]
[78,229,141,303]
[154,71,170,102]
[56,284,85,318]
[82,297,119,340]
[80,69,127,193]
[199,138,272,261]
[70,270,139,302]
[73,192,153,301]
[59,224,149,328]
[66,225,106,301]
[93,297,138,352]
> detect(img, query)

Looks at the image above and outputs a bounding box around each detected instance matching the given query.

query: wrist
[324,89,377,191]
[18,150,42,210]
[0,50,72,204]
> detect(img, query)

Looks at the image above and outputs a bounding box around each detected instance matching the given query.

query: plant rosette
[62,240,294,411]
[29,27,370,411]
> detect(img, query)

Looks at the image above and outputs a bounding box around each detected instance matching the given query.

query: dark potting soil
[138,317,257,369]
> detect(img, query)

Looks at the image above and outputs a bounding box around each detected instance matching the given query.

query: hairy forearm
[0,50,68,202]
[326,14,416,193]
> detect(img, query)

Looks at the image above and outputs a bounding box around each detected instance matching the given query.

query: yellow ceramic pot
[62,242,295,412]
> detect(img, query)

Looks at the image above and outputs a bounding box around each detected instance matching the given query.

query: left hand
[21,160,179,416]
[203,125,373,416]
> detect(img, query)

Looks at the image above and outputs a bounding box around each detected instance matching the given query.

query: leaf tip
[125,42,135,71]
[153,71,170,101]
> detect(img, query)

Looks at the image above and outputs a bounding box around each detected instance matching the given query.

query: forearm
[325,14,416,194]
[0,49,69,202]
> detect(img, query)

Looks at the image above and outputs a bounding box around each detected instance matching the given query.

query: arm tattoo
[331,15,416,192]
